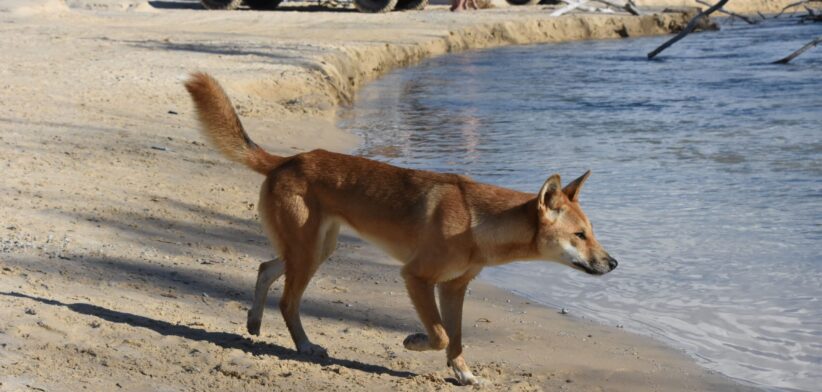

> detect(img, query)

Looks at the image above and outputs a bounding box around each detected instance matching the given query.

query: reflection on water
[338,18,822,392]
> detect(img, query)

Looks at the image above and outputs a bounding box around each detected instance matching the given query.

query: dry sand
[0,0,786,390]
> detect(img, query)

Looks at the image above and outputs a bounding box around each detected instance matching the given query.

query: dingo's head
[535,171,617,275]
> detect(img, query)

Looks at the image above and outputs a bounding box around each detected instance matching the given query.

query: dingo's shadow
[38,194,412,334]
[1,291,414,379]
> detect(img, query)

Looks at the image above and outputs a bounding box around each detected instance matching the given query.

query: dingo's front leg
[439,270,482,386]
[401,269,449,352]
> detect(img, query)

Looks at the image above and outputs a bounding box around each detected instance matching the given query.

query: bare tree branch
[647,0,727,59]
[695,0,757,24]
[773,37,822,64]
[774,0,822,18]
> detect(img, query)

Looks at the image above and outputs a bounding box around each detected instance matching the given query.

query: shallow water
[337,18,822,391]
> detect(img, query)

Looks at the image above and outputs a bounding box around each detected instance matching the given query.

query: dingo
[184,73,618,385]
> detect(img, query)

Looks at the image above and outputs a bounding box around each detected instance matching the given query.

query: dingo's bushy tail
[184,72,283,175]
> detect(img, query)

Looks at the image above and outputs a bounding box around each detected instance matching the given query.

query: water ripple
[339,18,822,392]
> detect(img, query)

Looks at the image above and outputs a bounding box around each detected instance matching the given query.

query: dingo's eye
[575,232,587,240]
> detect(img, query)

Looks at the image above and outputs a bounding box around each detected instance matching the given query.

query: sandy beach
[0,0,794,390]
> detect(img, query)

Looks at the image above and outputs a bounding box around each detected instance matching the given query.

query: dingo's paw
[454,370,483,386]
[403,333,430,351]
[246,316,261,336]
[297,342,328,358]
[449,358,484,386]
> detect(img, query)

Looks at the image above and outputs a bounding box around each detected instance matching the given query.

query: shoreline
[0,1,792,390]
[635,0,798,14]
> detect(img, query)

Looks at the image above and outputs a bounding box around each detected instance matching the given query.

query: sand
[0,0,786,390]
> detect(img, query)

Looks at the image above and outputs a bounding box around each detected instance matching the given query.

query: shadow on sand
[23,192,412,334]
[1,291,415,379]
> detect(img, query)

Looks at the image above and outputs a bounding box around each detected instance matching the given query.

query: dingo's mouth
[572,261,603,276]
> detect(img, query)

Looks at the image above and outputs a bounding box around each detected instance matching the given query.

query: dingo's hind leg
[319,221,340,261]
[280,249,325,356]
[247,258,285,336]
[278,219,339,357]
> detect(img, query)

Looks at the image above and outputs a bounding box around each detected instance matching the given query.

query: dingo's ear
[562,170,591,202]
[538,174,563,215]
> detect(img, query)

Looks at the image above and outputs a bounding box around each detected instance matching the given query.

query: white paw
[403,333,429,351]
[455,370,484,386]
[297,342,328,358]
[459,373,484,386]
[449,360,484,386]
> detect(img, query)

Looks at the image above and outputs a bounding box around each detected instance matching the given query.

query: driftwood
[695,0,758,24]
[574,2,617,13]
[625,0,642,15]
[591,0,641,15]
[802,6,822,22]
[647,0,729,59]
[774,0,822,18]
[773,36,822,63]
[550,0,591,16]
[551,0,641,16]
[550,0,619,16]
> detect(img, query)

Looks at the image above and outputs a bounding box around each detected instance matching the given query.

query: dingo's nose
[607,257,618,271]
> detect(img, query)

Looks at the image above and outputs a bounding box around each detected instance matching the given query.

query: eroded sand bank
[0,1,783,390]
